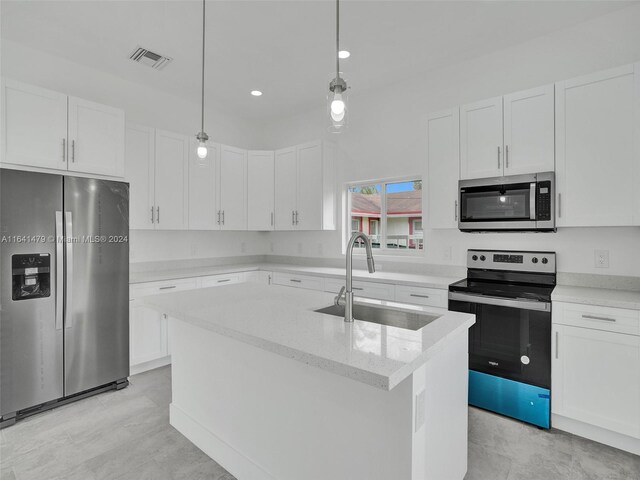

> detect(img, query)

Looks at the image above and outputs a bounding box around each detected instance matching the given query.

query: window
[348,179,422,252]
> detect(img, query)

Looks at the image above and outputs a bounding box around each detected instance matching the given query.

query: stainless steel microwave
[458,172,555,232]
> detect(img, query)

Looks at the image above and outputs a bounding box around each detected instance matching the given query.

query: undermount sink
[314,303,440,331]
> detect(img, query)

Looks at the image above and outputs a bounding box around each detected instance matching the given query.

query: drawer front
[130,278,199,300]
[395,285,447,308]
[554,302,640,336]
[200,273,244,288]
[324,277,395,301]
[272,272,324,291]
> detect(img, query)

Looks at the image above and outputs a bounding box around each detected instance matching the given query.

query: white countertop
[130,262,461,290]
[143,283,475,390]
[552,285,640,310]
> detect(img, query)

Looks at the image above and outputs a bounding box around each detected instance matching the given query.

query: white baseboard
[170,403,277,480]
[553,414,640,455]
[130,355,171,376]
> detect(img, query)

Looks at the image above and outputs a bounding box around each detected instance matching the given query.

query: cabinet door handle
[558,193,561,218]
[497,146,501,169]
[222,210,225,225]
[454,200,458,221]
[217,279,230,283]
[295,211,299,225]
[159,285,176,290]
[156,206,160,224]
[582,314,616,323]
[151,206,155,224]
[71,140,76,162]
[292,210,295,226]
[271,212,274,226]
[217,210,220,225]
[289,279,302,283]
[505,145,509,168]
[352,287,363,291]
[410,293,430,299]
[555,331,559,359]
[62,138,66,162]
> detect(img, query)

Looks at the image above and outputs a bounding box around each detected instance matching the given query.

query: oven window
[460,183,531,222]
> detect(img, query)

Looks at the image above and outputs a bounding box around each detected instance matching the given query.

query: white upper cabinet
[274,147,297,230]
[427,108,460,229]
[1,79,125,177]
[460,96,504,180]
[188,141,218,230]
[556,64,639,227]
[125,123,155,230]
[296,141,324,230]
[219,145,247,231]
[154,129,189,230]
[503,84,555,176]
[2,79,68,170]
[67,96,125,177]
[247,150,275,231]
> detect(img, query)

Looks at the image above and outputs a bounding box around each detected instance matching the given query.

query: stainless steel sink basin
[314,303,440,331]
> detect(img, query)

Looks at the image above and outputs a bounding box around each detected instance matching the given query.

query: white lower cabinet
[395,285,447,309]
[271,272,324,291]
[200,272,244,288]
[244,270,272,284]
[552,302,640,441]
[324,277,395,302]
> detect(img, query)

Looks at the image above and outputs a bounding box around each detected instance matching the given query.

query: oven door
[448,292,551,389]
[458,175,537,231]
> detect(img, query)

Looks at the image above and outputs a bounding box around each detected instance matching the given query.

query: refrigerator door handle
[55,211,64,330]
[65,211,73,329]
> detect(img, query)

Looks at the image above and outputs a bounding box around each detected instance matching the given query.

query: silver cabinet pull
[289,279,302,283]
[71,140,75,162]
[558,193,562,218]
[295,211,299,225]
[505,145,509,168]
[62,138,66,162]
[217,210,220,225]
[555,331,559,359]
[159,285,176,290]
[410,293,430,299]
[454,200,458,221]
[582,314,616,323]
[352,287,363,291]
[65,211,73,329]
[55,211,64,330]
[151,206,155,224]
[497,146,501,169]
[271,212,274,226]
[292,210,295,226]
[222,210,225,225]
[156,206,160,224]
[217,279,230,283]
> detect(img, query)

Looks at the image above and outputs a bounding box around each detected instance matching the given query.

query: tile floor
[1,366,638,480]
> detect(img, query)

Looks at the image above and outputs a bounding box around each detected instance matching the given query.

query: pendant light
[196,0,209,159]
[328,0,348,132]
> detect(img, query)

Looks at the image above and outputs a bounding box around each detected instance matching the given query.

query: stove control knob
[542,257,549,265]
[532,257,538,264]
[479,255,486,261]
[472,255,478,261]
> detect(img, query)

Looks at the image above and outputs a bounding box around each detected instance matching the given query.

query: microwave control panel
[536,181,552,221]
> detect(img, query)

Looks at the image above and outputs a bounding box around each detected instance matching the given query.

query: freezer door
[0,169,64,416]
[63,176,129,396]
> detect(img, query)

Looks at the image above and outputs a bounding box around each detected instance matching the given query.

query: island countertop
[144,283,475,390]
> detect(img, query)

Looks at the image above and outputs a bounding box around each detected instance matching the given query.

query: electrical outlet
[594,249,609,268]
[376,263,383,271]
[442,246,452,262]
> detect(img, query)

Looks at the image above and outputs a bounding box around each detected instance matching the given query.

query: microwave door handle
[530,182,536,220]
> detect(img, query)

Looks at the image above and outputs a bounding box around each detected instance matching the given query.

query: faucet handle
[335,286,346,306]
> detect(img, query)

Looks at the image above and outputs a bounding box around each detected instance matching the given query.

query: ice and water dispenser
[11,254,51,300]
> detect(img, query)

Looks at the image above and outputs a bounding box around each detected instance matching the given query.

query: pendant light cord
[335,0,340,81]
[200,0,206,133]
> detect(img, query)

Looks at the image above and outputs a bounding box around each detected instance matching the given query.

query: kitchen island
[144,283,475,480]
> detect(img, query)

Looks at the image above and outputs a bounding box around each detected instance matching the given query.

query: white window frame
[343,175,423,257]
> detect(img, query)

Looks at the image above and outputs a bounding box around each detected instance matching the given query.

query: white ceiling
[1,1,634,122]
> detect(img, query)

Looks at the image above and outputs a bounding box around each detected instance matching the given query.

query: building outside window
[348,179,422,251]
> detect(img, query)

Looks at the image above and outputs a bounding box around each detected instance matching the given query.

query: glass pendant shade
[197,140,208,159]
[328,75,348,132]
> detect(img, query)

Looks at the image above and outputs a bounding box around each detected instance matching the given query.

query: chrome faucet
[339,232,376,322]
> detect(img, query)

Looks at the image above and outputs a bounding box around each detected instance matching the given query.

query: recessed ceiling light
[338,50,350,59]
[250,90,263,97]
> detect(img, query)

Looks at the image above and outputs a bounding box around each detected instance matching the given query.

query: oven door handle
[448,291,551,312]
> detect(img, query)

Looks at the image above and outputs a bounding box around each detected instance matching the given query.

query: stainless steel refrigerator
[0,169,129,426]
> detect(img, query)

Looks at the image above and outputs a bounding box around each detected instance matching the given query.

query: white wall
[1,39,268,263]
[255,4,640,276]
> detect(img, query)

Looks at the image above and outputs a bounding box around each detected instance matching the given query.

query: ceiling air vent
[129,46,172,70]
